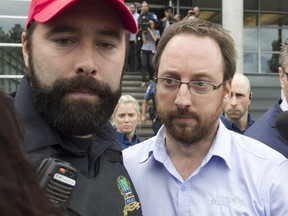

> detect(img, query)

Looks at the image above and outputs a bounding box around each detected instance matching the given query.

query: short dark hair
[130,2,137,8]
[165,6,173,12]
[153,19,237,82]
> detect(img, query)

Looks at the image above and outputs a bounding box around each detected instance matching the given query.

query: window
[244,0,288,73]
[0,0,28,92]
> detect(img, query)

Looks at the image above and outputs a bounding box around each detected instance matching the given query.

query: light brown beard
[156,96,222,146]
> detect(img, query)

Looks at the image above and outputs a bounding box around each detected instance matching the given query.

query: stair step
[118,71,155,141]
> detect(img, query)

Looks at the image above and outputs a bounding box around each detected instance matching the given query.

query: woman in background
[0,91,60,216]
[112,95,141,150]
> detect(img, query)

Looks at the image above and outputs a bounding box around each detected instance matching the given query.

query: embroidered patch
[117,175,141,216]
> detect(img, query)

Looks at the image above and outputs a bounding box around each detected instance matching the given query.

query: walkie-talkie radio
[36,157,78,207]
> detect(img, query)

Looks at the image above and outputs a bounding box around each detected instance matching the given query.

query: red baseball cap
[26,0,138,34]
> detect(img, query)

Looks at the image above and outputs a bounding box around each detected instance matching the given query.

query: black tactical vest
[29,146,142,216]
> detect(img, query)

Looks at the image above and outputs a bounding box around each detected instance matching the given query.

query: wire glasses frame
[154,77,224,95]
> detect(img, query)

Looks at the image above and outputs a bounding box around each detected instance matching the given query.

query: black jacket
[11,76,142,216]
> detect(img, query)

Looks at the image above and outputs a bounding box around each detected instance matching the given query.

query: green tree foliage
[8,24,23,43]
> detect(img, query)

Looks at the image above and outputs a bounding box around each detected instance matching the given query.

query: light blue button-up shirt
[123,121,288,216]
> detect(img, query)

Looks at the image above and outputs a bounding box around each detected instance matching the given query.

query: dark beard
[29,73,121,136]
[157,103,220,146]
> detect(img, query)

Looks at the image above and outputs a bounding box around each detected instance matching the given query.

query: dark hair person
[0,91,59,216]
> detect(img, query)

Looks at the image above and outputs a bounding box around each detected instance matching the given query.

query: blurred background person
[112,95,141,150]
[141,81,162,135]
[159,6,176,34]
[183,6,201,20]
[136,1,159,72]
[140,19,160,87]
[0,91,60,216]
[138,1,158,32]
[173,14,182,22]
[221,73,254,134]
[245,43,288,158]
[128,2,140,72]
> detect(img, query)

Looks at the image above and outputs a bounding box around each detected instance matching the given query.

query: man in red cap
[11,0,142,215]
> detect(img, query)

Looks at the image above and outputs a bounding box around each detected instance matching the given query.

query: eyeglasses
[155,77,223,95]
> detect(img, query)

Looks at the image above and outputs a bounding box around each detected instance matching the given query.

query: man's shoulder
[123,137,155,162]
[231,131,287,166]
[244,102,280,136]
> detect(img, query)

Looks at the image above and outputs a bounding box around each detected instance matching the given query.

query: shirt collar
[221,112,254,133]
[207,121,232,170]
[247,113,255,127]
[139,125,166,163]
[139,122,232,170]
[280,96,288,111]
[116,131,139,149]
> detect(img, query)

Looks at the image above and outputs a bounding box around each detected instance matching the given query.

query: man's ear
[21,31,30,69]
[224,79,232,97]
[249,92,252,100]
[278,66,286,90]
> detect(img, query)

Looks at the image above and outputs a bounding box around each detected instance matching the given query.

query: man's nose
[174,84,192,109]
[230,95,237,106]
[75,45,97,76]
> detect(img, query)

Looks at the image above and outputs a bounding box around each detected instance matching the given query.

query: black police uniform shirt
[11,75,142,216]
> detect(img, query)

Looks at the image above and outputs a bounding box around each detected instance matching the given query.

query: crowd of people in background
[128,1,201,87]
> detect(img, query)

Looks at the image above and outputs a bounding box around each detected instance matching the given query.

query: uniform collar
[13,75,62,152]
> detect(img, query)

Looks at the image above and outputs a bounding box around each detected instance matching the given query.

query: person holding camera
[136,1,158,72]
[183,6,201,20]
[128,3,140,72]
[138,1,158,31]
[140,19,160,87]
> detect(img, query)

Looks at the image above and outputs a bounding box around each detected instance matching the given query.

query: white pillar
[222,0,243,74]
[176,0,180,15]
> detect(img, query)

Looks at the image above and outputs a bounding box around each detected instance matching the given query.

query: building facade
[0,0,288,93]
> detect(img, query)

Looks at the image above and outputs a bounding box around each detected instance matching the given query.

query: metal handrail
[0,75,24,79]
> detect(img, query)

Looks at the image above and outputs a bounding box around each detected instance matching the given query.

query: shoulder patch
[117,176,141,216]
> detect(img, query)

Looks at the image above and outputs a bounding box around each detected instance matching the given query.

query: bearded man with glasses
[123,19,288,216]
